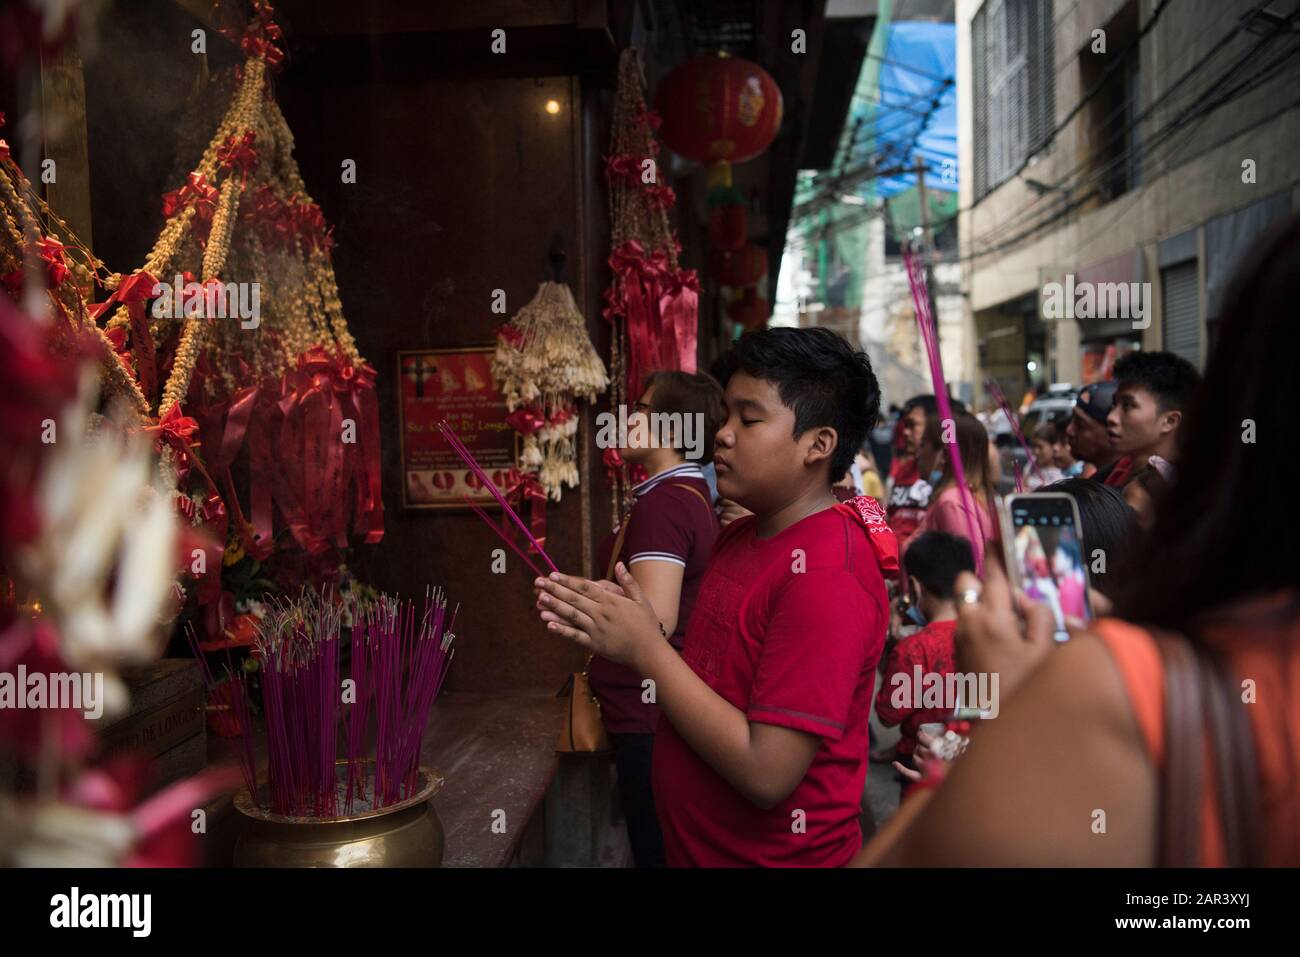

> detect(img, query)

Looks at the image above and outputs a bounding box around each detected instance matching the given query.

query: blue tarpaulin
[867,21,958,198]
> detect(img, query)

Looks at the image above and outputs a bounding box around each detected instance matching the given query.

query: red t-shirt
[886,456,933,542]
[589,465,718,735]
[875,619,957,757]
[652,506,889,867]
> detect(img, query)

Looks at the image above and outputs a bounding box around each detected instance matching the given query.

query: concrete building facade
[956,0,1300,404]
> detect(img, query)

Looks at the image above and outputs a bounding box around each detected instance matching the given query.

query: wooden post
[38,48,94,277]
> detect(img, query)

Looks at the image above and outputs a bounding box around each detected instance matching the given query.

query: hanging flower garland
[492,281,607,501]
[602,49,700,525]
[0,112,144,416]
[70,1,378,640]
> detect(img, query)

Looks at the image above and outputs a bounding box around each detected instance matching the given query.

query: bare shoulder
[884,631,1158,866]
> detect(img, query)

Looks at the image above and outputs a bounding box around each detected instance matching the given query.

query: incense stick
[437,420,559,572]
[903,249,985,575]
[462,496,546,578]
[986,378,1043,487]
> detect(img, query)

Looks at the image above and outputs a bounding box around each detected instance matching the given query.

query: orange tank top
[1095,593,1300,866]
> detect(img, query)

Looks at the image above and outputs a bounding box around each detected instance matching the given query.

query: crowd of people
[532,212,1299,868]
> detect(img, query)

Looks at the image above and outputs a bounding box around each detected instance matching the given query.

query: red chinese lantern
[711,242,768,287]
[727,287,770,331]
[654,53,783,186]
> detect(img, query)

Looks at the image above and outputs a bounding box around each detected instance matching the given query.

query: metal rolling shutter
[1161,261,1199,366]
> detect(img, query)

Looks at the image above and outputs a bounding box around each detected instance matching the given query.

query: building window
[972,0,1055,199]
[1081,0,1141,203]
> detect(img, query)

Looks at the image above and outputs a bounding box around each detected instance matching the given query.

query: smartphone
[997,492,1093,642]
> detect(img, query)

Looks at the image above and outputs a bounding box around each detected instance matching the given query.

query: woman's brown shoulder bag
[1154,631,1263,867]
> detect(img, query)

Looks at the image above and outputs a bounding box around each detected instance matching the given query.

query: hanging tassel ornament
[492,280,607,503]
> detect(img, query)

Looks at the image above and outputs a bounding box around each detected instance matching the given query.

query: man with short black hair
[1105,351,1200,488]
[1066,380,1121,482]
[887,393,967,541]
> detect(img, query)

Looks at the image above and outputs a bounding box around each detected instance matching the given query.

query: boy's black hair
[1113,351,1201,412]
[1040,479,1137,598]
[707,350,739,391]
[733,327,881,484]
[902,531,976,600]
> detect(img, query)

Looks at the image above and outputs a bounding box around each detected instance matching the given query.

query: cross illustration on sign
[405,356,435,398]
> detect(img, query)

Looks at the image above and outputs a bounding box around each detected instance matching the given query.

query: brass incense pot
[233,763,445,868]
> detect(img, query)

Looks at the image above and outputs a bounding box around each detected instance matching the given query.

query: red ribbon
[218,131,258,188]
[250,347,383,555]
[606,240,697,393]
[634,102,663,133]
[234,0,285,71]
[497,325,525,349]
[659,268,700,374]
[99,270,160,402]
[141,408,229,602]
[506,469,548,556]
[162,173,219,245]
[505,406,546,435]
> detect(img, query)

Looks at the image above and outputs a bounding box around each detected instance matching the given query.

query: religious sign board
[398,347,517,508]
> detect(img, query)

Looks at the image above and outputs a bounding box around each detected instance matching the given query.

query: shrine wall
[278,65,600,692]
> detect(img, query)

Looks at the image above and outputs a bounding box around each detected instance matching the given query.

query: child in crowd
[1025,421,1066,489]
[876,532,975,799]
[535,327,898,867]
[1052,418,1082,477]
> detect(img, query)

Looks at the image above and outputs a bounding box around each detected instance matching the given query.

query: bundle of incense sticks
[986,378,1042,490]
[437,420,559,575]
[190,588,455,818]
[348,589,456,811]
[902,248,985,575]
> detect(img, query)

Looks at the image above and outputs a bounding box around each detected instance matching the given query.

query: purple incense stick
[986,378,1043,487]
[462,496,546,578]
[903,249,985,575]
[437,420,559,573]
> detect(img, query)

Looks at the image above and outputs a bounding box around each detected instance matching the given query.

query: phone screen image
[1006,495,1091,642]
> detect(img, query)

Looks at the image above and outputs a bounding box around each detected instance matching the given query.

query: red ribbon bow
[218,131,258,185]
[505,406,546,435]
[162,173,219,245]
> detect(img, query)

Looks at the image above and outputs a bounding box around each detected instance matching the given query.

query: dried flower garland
[492,281,607,500]
[601,49,699,524]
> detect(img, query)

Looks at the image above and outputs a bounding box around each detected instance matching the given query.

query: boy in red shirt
[875,531,975,799]
[535,327,898,866]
